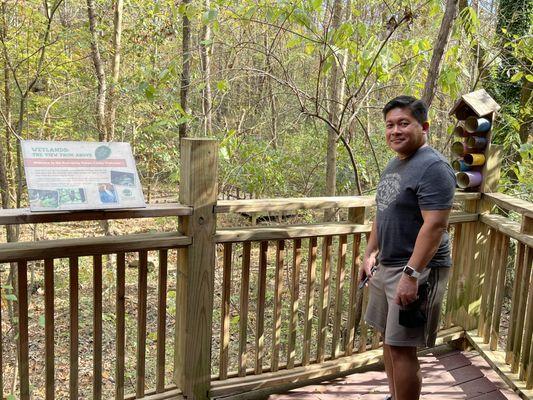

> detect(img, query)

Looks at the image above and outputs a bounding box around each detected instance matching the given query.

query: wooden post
[174,138,218,399]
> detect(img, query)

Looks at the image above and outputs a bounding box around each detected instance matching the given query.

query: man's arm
[360,220,379,284]
[394,208,451,306]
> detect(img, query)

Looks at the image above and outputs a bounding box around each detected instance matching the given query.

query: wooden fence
[0,138,531,399]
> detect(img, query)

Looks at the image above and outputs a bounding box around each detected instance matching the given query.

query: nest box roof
[449,89,501,119]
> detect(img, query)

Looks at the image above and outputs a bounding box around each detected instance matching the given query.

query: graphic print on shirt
[376,172,401,211]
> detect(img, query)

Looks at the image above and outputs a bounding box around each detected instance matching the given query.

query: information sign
[22,140,146,211]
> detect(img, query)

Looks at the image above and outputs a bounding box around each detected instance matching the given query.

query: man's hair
[382,96,428,125]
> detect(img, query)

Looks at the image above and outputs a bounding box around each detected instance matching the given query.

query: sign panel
[22,140,146,211]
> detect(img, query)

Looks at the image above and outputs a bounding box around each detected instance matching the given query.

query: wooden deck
[269,348,522,400]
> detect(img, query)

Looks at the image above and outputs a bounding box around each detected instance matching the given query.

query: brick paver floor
[269,350,521,399]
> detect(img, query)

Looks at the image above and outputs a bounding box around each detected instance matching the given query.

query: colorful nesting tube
[456,171,483,188]
[466,136,487,150]
[452,141,472,157]
[452,159,470,171]
[464,153,485,166]
[465,116,491,133]
[454,125,468,137]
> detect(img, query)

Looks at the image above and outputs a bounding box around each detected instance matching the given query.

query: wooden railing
[0,138,532,400]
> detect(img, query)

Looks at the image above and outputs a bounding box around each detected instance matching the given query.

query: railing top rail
[480,214,533,247]
[483,192,533,216]
[216,192,479,214]
[0,231,191,263]
[0,203,192,225]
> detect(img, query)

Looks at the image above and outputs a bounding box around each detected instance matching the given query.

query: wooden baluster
[156,249,168,392]
[238,242,251,377]
[519,247,533,382]
[287,238,301,369]
[359,288,369,353]
[483,232,502,343]
[331,234,347,359]
[446,224,463,328]
[137,250,148,397]
[220,243,232,379]
[0,267,2,400]
[346,234,362,356]
[69,257,79,400]
[317,236,332,363]
[116,253,126,400]
[93,255,103,400]
[17,261,30,400]
[255,241,268,374]
[490,235,510,350]
[506,243,527,368]
[303,237,317,366]
[271,240,284,372]
[44,258,55,400]
[478,228,496,336]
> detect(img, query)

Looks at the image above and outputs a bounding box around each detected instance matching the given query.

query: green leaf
[144,84,156,100]
[5,294,17,301]
[525,74,533,82]
[510,72,523,82]
[39,314,45,328]
[216,79,229,92]
[310,0,322,11]
[7,394,16,400]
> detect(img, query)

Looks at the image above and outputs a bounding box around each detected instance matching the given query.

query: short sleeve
[417,161,456,210]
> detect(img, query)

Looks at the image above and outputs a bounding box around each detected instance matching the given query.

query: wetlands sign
[22,140,146,211]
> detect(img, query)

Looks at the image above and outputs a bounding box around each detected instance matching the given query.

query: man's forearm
[364,221,379,259]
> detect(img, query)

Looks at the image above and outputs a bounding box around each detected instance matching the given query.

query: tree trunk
[324,0,344,221]
[87,0,107,141]
[179,0,191,144]
[106,0,124,141]
[422,0,459,107]
[200,0,212,136]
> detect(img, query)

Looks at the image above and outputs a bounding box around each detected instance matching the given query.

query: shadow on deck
[270,346,521,400]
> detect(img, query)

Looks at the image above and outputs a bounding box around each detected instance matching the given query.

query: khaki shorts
[364,265,450,348]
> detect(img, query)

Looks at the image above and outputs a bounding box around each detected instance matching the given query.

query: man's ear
[422,121,430,134]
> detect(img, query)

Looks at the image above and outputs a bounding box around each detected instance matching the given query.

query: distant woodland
[0,0,531,229]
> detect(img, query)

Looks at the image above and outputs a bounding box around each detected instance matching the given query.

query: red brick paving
[268,350,521,400]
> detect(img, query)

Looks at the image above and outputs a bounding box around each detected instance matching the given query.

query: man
[360,96,456,400]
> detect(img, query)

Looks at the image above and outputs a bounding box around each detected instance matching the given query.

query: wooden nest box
[449,89,502,193]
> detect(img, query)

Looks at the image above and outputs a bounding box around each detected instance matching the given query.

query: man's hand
[359,255,376,286]
[394,274,418,306]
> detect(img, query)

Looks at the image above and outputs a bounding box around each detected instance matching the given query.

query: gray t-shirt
[375,146,456,268]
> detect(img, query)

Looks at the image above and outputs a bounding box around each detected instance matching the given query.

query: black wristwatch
[402,265,421,279]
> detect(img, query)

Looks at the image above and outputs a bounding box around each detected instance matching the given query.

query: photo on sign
[58,188,87,205]
[29,189,59,209]
[97,183,118,204]
[111,170,135,186]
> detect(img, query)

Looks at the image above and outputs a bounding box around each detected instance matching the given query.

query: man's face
[385,107,429,158]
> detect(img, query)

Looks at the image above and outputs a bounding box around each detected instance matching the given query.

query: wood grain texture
[44,258,55,400]
[346,234,362,356]
[238,242,251,377]
[0,231,191,263]
[316,236,332,363]
[489,235,510,350]
[0,203,192,225]
[0,268,2,400]
[303,237,317,366]
[519,247,533,382]
[483,192,533,216]
[481,214,533,247]
[478,228,496,336]
[69,257,79,400]
[220,243,232,380]
[255,241,268,375]
[331,234,347,359]
[137,250,148,397]
[174,138,218,399]
[483,232,502,343]
[506,244,526,369]
[17,261,30,400]
[116,253,126,400]
[287,239,301,369]
[93,255,103,400]
[156,250,168,392]
[271,240,284,372]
